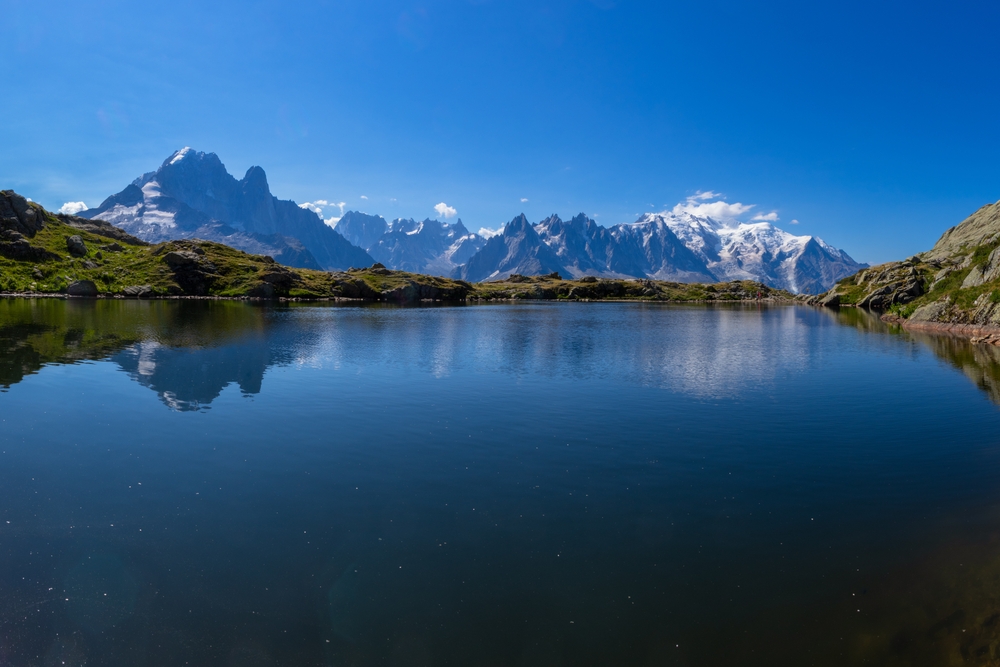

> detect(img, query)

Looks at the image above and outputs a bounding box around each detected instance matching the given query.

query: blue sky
[3,0,999,264]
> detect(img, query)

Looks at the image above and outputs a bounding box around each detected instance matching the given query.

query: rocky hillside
[812,200,1000,330]
[0,190,468,301]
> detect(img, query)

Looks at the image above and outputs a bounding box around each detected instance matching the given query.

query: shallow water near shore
[2,298,1000,665]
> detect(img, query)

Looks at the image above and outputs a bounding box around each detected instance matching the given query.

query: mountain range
[81,149,865,292]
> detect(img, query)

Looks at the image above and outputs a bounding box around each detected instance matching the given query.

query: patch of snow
[168,147,192,165]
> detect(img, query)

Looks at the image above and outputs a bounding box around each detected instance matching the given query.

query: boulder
[162,250,203,267]
[66,235,87,256]
[100,243,124,253]
[819,292,840,308]
[66,280,98,297]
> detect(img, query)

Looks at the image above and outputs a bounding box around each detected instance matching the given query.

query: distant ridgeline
[0,188,795,302]
[78,148,864,294]
[817,198,1000,335]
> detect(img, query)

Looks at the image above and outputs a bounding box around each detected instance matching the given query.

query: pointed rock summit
[81,148,373,271]
[458,214,565,282]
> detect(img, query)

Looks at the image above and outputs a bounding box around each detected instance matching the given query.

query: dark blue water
[2,299,1000,666]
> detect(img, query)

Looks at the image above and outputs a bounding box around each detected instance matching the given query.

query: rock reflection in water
[830,305,1000,406]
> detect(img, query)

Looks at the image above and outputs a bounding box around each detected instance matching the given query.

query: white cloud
[299,201,325,215]
[360,195,368,200]
[690,190,723,201]
[751,211,779,222]
[790,219,800,225]
[299,200,347,227]
[59,201,87,215]
[520,198,528,203]
[478,227,502,238]
[672,196,754,221]
[434,202,457,219]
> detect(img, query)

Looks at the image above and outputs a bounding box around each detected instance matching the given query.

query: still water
[2,299,1000,666]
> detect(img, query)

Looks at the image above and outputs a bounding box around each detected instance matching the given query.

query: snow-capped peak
[167,147,193,165]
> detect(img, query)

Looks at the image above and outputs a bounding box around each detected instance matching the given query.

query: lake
[2,298,1000,666]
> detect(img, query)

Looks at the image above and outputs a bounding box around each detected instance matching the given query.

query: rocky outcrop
[59,214,147,246]
[923,200,1000,262]
[0,230,60,262]
[818,292,840,308]
[854,261,925,309]
[0,190,46,238]
[160,247,220,296]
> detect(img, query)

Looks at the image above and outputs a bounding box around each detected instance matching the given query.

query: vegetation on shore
[811,199,1000,331]
[0,191,792,304]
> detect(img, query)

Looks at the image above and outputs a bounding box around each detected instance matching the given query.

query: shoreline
[881,313,1000,345]
[0,292,795,305]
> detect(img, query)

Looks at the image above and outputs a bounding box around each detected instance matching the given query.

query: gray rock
[66,280,98,297]
[0,190,46,237]
[162,250,203,267]
[123,285,153,297]
[100,243,124,253]
[819,292,840,308]
[66,235,87,257]
[82,260,99,269]
[858,285,894,309]
[910,300,949,322]
[962,264,986,288]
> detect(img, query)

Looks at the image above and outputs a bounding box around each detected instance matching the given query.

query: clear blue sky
[4,0,999,264]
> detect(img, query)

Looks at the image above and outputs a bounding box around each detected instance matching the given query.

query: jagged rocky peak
[335,211,389,250]
[366,216,485,274]
[81,148,373,271]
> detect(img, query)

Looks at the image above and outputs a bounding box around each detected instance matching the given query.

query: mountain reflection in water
[4,298,1000,665]
[3,299,1000,408]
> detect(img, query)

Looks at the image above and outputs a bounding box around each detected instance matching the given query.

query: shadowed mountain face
[81,149,373,271]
